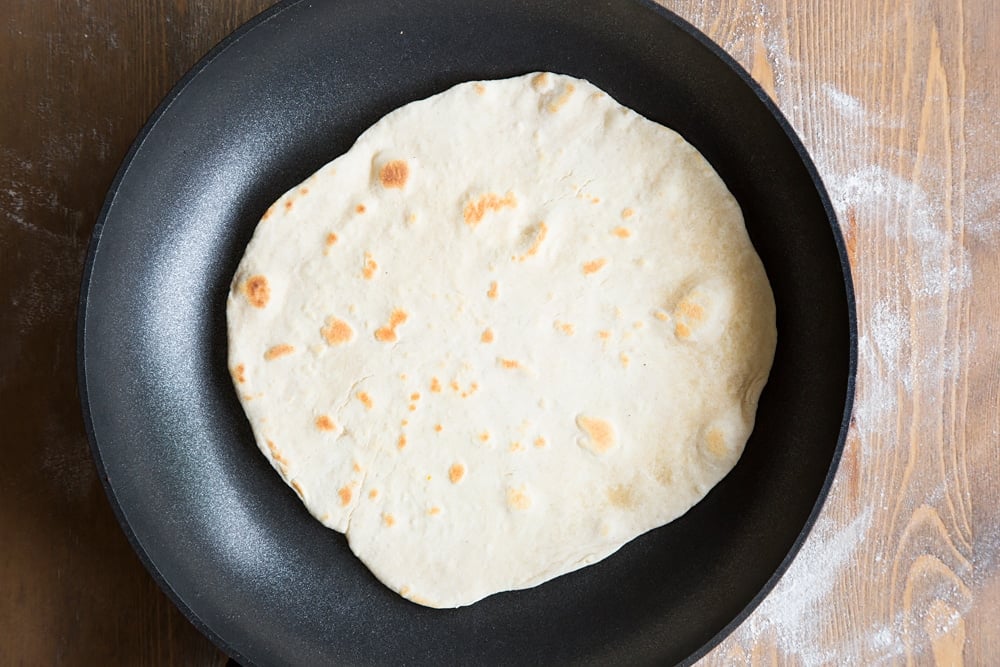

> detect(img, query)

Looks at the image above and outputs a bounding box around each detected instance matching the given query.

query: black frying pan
[78,1,856,664]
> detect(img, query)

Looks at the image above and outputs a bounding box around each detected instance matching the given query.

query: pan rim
[76,1,858,664]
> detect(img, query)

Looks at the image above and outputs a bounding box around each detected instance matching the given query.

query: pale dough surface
[227,72,776,608]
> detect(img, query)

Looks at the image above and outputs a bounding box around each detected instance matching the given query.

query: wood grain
[1,0,996,664]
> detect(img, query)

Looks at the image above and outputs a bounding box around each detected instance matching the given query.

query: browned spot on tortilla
[675,322,691,340]
[534,436,546,448]
[367,489,379,501]
[478,431,490,443]
[242,394,254,401]
[337,486,352,506]
[243,275,270,308]
[266,439,289,467]
[356,204,366,214]
[401,419,408,427]
[515,222,549,261]
[473,82,486,95]
[498,358,521,370]
[397,434,407,450]
[430,377,442,393]
[546,83,575,112]
[434,424,443,432]
[448,463,465,484]
[357,391,373,410]
[379,160,410,189]
[554,321,575,336]
[612,226,632,238]
[315,415,336,432]
[506,485,532,510]
[353,462,363,473]
[621,208,635,219]
[284,200,294,212]
[675,299,705,322]
[362,251,378,279]
[324,232,338,252]
[264,344,294,361]
[487,281,499,300]
[408,404,416,412]
[400,373,407,381]
[231,364,246,384]
[576,415,616,454]
[620,352,630,368]
[461,382,479,399]
[410,392,421,401]
[481,328,495,343]
[531,72,549,90]
[653,310,669,322]
[598,330,612,340]
[463,191,517,227]
[321,316,354,345]
[382,513,396,527]
[299,187,309,196]
[633,321,645,329]
[706,429,727,457]
[374,308,408,342]
[508,441,524,453]
[428,506,442,515]
[607,484,635,509]
[582,258,608,275]
[590,196,601,204]
[449,380,461,392]
[844,205,858,263]
[291,480,305,498]
[261,204,276,221]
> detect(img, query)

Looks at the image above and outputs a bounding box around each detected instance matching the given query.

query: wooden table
[2,1,996,664]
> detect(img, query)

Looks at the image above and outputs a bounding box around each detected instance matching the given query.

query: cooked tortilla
[226,72,776,608]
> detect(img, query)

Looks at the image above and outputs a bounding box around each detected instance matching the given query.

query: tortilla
[226,72,776,608]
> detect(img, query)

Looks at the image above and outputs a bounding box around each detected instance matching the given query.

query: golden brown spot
[434,424,443,433]
[352,462,362,473]
[531,72,549,90]
[463,191,518,227]
[299,187,309,196]
[261,204,276,221]
[612,226,632,239]
[382,513,396,527]
[266,439,289,467]
[534,436,546,448]
[478,431,490,443]
[621,208,635,219]
[590,196,601,204]
[338,486,352,506]
[356,204,366,214]
[410,392,421,401]
[231,364,246,384]
[634,321,645,329]
[481,328,495,343]
[509,441,524,453]
[506,485,532,511]
[428,506,442,515]
[473,82,486,95]
[401,419,408,426]
[243,275,270,308]
[357,391,373,410]
[291,480,305,498]
[675,299,706,322]
[515,222,549,262]
[379,159,410,189]
[487,281,499,300]
[607,484,635,509]
[620,352,630,368]
[462,382,479,399]
[449,380,461,392]
[582,258,608,275]
[448,463,465,484]
[706,429,727,457]
[397,434,407,450]
[675,322,691,339]
[576,415,616,454]
[546,83,576,112]
[654,310,669,322]
[554,321,575,336]
[408,404,416,412]
[374,308,408,342]
[264,344,294,361]
[598,330,612,340]
[362,251,378,279]
[315,415,336,432]
[284,200,294,212]
[324,232,338,250]
[400,373,407,380]
[368,489,379,500]
[430,377,442,393]
[498,358,521,370]
[321,316,354,346]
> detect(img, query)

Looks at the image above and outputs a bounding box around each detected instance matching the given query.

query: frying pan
[78,0,856,664]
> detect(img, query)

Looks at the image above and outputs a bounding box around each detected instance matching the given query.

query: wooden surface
[1,0,996,664]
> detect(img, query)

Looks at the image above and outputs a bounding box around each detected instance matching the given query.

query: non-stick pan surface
[78,1,856,664]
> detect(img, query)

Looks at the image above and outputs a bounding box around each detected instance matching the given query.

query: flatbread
[226,72,776,608]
